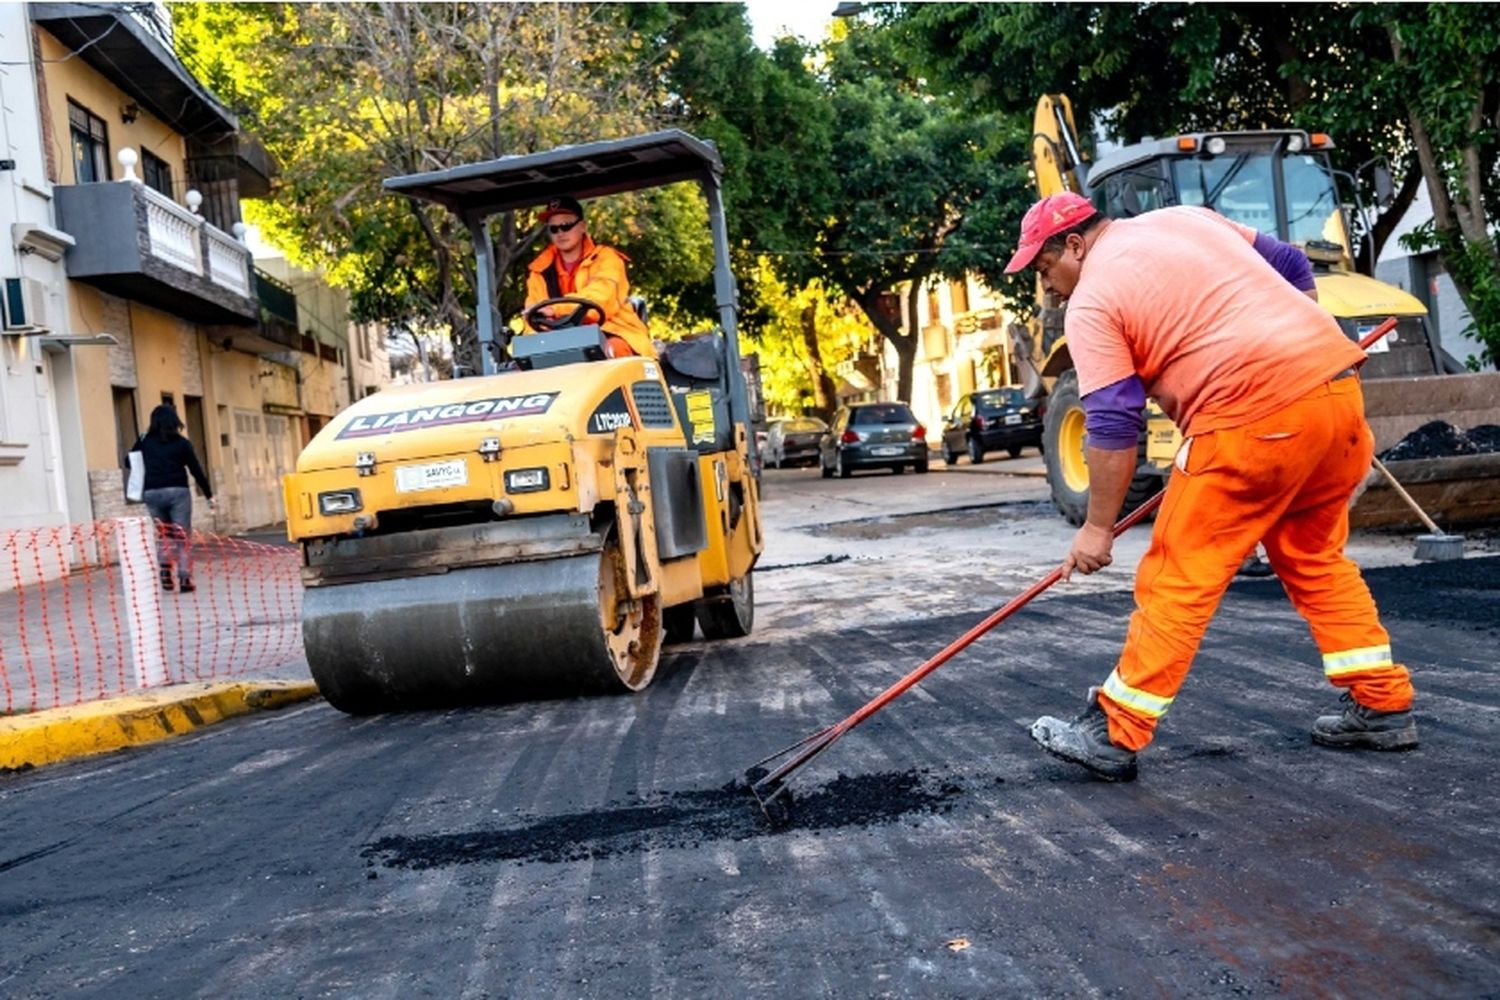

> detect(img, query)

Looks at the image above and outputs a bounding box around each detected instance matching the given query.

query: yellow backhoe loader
[281,131,762,713]
[1023,94,1500,529]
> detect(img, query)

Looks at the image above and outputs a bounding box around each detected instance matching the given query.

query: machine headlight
[1205,136,1227,155]
[318,489,363,515]
[505,467,550,494]
[1286,134,1305,153]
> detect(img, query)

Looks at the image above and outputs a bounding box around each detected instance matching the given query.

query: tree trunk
[798,301,837,419]
[1388,25,1499,323]
[1357,166,1422,276]
[852,288,916,404]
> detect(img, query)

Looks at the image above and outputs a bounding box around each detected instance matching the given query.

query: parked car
[940,387,1045,465]
[765,416,828,468]
[820,402,929,478]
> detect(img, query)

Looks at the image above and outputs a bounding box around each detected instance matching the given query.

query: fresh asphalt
[2,458,1498,998]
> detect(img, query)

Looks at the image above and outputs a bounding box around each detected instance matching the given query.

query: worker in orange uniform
[524,196,654,358]
[1009,192,1417,781]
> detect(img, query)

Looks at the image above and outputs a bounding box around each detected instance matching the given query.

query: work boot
[160,565,175,592]
[1030,688,1138,781]
[1312,691,1418,750]
[1236,553,1275,578]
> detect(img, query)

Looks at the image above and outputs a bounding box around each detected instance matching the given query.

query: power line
[746,245,1014,258]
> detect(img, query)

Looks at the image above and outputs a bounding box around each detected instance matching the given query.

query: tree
[1375,5,1500,367]
[173,2,698,373]
[740,258,862,419]
[899,6,1416,268]
[806,26,1028,402]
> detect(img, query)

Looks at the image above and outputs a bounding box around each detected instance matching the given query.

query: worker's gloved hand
[1061,522,1114,581]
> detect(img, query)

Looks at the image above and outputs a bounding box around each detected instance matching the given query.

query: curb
[0,680,322,772]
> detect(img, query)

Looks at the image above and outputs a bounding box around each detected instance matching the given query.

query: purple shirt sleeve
[1082,374,1147,451]
[1252,232,1316,292]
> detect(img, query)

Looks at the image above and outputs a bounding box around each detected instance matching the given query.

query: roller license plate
[395,459,469,493]
[870,446,902,457]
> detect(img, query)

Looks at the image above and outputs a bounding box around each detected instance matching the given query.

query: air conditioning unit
[2,276,50,333]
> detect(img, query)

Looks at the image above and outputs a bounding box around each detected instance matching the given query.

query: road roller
[281,131,763,713]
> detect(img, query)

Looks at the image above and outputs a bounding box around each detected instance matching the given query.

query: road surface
[3,459,1497,998]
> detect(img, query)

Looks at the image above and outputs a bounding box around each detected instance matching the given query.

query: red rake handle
[755,492,1164,790]
[832,489,1164,738]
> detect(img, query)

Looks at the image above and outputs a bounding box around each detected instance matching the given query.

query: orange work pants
[1098,376,1414,751]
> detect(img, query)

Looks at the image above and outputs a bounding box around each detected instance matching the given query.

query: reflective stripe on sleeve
[1323,644,1394,677]
[1102,670,1173,719]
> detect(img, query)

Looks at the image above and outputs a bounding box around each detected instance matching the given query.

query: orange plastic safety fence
[0,520,303,714]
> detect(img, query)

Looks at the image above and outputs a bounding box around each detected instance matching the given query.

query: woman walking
[138,404,215,593]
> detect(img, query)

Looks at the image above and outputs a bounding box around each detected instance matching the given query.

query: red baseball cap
[1004,192,1099,273]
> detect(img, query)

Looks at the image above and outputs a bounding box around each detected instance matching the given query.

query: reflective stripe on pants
[1097,377,1414,751]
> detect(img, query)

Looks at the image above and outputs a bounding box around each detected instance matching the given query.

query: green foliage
[900,2,1499,365]
[801,25,1025,400]
[740,258,862,416]
[172,2,711,367]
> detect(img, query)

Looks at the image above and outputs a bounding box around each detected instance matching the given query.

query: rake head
[739,724,842,829]
[743,765,795,828]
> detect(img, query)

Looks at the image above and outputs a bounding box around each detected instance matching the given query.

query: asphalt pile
[362,768,967,870]
[1379,420,1500,461]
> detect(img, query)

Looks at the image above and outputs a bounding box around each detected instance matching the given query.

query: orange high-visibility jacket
[525,238,653,357]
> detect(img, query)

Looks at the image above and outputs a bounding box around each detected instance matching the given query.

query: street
[2,458,1498,998]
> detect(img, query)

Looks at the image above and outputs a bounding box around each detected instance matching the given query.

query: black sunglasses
[547,218,582,234]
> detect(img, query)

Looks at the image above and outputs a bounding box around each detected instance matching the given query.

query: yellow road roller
[282,131,763,712]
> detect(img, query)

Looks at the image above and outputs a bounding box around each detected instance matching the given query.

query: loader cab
[1089,131,1354,270]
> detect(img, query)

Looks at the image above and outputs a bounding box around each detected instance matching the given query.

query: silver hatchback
[820,402,930,478]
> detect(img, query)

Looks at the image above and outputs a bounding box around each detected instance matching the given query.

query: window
[69,101,110,183]
[949,279,970,316]
[851,404,916,426]
[112,387,139,463]
[141,150,173,198]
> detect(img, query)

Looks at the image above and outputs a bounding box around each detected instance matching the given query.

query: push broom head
[1415,532,1465,562]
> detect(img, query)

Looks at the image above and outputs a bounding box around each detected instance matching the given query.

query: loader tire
[1043,369,1160,527]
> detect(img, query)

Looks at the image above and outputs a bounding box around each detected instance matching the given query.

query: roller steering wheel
[524,296,606,332]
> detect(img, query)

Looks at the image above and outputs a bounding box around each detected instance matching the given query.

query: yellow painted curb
[0,680,322,771]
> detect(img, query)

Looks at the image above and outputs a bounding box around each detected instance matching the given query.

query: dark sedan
[820,402,929,477]
[765,416,828,468]
[940,387,1045,465]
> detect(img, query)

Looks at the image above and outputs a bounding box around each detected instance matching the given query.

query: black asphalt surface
[2,550,1497,998]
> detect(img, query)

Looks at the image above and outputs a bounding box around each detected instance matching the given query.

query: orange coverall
[1061,207,1414,751]
[525,237,654,358]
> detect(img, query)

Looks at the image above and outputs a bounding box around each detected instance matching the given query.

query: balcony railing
[206,227,250,297]
[143,188,203,275]
[54,149,257,326]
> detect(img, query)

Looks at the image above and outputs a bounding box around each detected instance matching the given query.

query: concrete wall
[1,7,86,554]
[35,27,187,191]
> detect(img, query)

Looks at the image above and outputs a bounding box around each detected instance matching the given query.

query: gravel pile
[1379,420,1500,461]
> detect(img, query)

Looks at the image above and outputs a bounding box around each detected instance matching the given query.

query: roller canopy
[384,130,723,218]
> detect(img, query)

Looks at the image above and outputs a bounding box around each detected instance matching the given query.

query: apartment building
[848,276,1023,432]
[0,2,333,557]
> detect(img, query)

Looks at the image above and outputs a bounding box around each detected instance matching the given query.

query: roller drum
[303,551,654,712]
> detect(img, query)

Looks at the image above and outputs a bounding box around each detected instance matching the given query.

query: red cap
[1004,192,1098,273]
